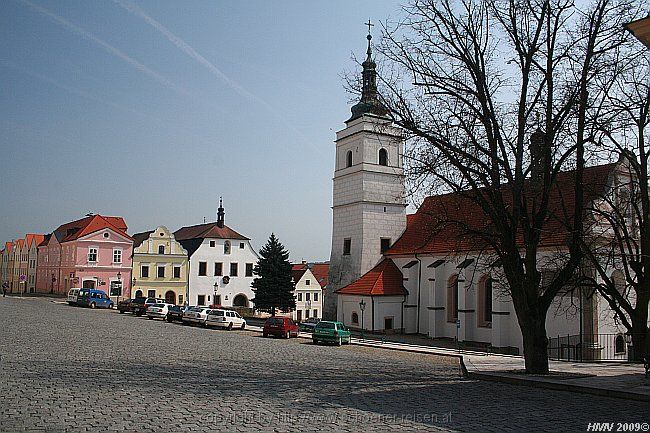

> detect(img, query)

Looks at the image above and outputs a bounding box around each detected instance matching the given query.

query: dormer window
[103,232,109,238]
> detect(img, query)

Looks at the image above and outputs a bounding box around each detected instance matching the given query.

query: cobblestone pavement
[0,297,648,432]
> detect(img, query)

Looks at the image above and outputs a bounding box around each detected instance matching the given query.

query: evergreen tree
[251,233,295,316]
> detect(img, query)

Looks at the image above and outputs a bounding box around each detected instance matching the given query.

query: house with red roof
[290,262,328,321]
[36,214,133,300]
[174,200,259,308]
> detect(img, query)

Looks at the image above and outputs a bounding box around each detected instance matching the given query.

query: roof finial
[217,196,225,228]
[365,19,374,59]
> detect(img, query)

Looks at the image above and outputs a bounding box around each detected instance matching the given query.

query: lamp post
[213,281,219,308]
[116,271,122,307]
[359,299,366,339]
[132,277,137,298]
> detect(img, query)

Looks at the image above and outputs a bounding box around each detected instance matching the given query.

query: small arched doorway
[135,289,143,298]
[233,294,249,307]
[165,290,176,305]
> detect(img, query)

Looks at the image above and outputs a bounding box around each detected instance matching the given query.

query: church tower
[324,25,407,320]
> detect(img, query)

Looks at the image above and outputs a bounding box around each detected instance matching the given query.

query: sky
[0,0,405,262]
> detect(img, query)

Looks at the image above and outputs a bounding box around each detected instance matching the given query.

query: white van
[67,288,81,305]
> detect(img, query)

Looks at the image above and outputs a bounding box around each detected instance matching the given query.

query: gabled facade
[174,202,259,308]
[37,215,133,300]
[132,226,188,305]
[291,263,325,322]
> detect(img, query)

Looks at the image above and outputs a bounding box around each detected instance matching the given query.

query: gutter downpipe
[371,295,375,333]
[415,253,422,335]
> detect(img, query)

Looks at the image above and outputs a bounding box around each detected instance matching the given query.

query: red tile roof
[335,259,408,296]
[25,234,45,248]
[291,268,308,283]
[4,242,12,253]
[173,222,249,241]
[292,262,330,288]
[53,215,131,243]
[385,163,616,256]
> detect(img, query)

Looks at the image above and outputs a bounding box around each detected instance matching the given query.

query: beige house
[132,226,188,305]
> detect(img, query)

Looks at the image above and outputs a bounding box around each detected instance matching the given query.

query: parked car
[182,307,211,327]
[147,303,173,320]
[312,321,351,346]
[117,298,133,314]
[263,316,299,339]
[130,297,149,316]
[166,305,186,322]
[67,288,80,306]
[76,289,114,309]
[206,309,246,330]
[298,317,321,332]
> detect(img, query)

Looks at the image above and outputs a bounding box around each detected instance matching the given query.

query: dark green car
[312,321,351,346]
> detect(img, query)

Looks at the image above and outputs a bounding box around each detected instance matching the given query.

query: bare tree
[581,45,649,361]
[374,0,639,373]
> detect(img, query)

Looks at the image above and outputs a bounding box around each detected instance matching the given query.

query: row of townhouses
[1,201,327,317]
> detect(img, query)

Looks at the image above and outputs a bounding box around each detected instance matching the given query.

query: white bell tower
[324,26,406,320]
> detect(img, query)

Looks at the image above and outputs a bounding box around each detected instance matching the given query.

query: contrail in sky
[113,0,319,151]
[17,0,190,98]
[113,0,255,101]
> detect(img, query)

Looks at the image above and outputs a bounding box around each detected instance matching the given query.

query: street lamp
[359,299,367,338]
[116,271,122,307]
[213,281,219,307]
[132,277,137,298]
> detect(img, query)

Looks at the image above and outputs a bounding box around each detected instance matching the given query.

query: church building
[327,29,632,358]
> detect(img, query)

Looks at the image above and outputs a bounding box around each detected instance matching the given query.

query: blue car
[76,289,114,309]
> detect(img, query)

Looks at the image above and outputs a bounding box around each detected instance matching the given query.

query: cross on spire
[366,19,374,35]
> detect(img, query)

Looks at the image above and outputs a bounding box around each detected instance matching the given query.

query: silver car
[182,307,211,327]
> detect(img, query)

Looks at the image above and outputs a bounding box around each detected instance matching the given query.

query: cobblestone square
[0,297,648,432]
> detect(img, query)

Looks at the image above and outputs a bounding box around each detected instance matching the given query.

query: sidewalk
[352,337,649,402]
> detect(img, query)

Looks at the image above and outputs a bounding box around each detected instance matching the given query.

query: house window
[103,232,109,238]
[197,295,205,306]
[209,240,216,248]
[157,266,165,278]
[314,292,318,302]
[297,310,302,322]
[214,262,223,276]
[141,265,149,278]
[313,309,318,318]
[113,249,122,263]
[380,238,391,254]
[447,275,459,322]
[158,245,165,254]
[198,262,207,276]
[346,150,353,168]
[178,294,183,304]
[173,266,181,279]
[88,248,97,263]
[214,295,221,306]
[224,241,231,255]
[343,238,351,255]
[305,279,310,286]
[110,281,122,297]
[230,263,238,277]
[306,292,311,301]
[305,309,310,319]
[239,242,245,249]
[352,312,359,324]
[148,289,156,298]
[245,263,253,277]
[384,317,394,330]
[483,277,493,325]
[378,148,388,166]
[297,292,302,301]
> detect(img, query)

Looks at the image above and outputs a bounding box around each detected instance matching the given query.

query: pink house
[37,215,133,301]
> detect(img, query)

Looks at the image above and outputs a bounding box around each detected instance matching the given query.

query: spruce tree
[251,233,295,316]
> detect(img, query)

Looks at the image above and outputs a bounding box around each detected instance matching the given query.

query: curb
[467,371,650,402]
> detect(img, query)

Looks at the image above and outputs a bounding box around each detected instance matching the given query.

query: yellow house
[132,226,188,305]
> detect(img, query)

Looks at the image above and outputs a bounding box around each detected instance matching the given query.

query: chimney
[216,197,225,228]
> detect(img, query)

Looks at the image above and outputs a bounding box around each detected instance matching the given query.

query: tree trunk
[271,307,276,317]
[520,315,550,374]
[630,314,649,363]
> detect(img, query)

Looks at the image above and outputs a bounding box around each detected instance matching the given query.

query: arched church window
[224,241,231,255]
[352,312,359,324]
[346,150,353,168]
[615,334,625,354]
[378,148,388,166]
